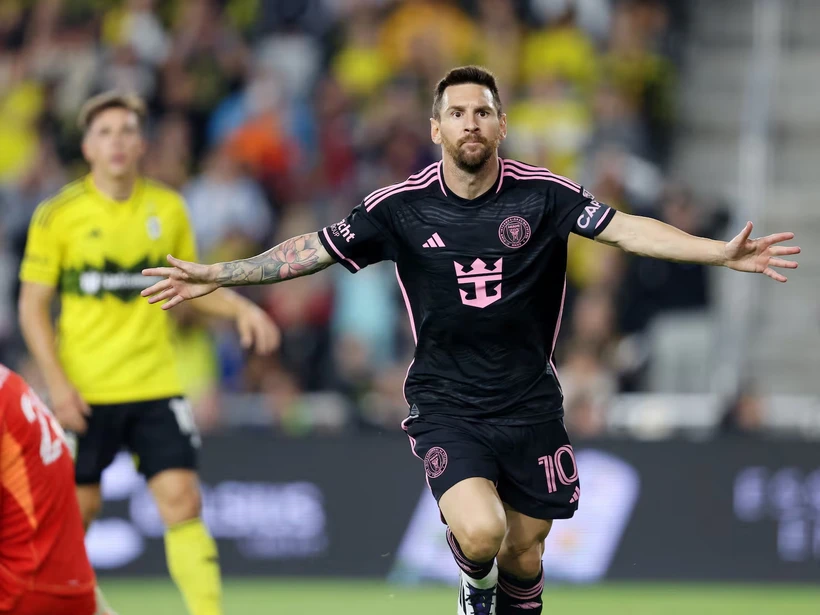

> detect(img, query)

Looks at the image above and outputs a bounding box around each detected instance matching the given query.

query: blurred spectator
[506,75,592,178]
[719,387,766,437]
[617,183,710,334]
[101,0,170,67]
[602,0,676,163]
[559,340,616,438]
[378,0,479,86]
[521,5,599,98]
[332,8,392,101]
[183,145,274,259]
[143,112,193,189]
[474,0,523,88]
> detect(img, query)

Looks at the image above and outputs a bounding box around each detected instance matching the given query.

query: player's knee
[152,476,201,526]
[497,537,544,578]
[456,516,506,562]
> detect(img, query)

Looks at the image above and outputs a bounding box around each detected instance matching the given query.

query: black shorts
[402,411,580,521]
[70,396,199,485]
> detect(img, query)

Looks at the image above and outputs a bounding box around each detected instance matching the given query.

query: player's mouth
[110,153,127,164]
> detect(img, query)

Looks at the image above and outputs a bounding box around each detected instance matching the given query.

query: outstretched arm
[596,213,800,282]
[214,233,333,285]
[142,232,335,309]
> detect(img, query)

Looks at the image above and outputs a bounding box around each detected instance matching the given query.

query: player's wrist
[717,240,731,267]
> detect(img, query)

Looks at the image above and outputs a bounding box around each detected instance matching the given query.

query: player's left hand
[723,222,801,282]
[235,302,281,355]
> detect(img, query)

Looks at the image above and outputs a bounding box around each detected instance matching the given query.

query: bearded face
[432,83,506,174]
[440,130,502,173]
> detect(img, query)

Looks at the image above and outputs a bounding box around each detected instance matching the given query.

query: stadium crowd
[0,0,734,437]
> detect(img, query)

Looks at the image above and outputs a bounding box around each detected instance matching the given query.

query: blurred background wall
[0,0,818,584]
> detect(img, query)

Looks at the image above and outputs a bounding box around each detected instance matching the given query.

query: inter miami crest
[498,216,531,248]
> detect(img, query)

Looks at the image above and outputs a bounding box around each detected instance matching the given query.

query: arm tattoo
[214,233,333,286]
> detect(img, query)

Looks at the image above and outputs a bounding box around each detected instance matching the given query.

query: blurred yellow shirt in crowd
[0,81,43,183]
[379,1,478,70]
[522,26,600,95]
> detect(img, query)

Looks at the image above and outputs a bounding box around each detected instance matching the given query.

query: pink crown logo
[454,258,503,277]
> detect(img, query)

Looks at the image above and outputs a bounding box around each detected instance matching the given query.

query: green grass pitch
[100,578,820,615]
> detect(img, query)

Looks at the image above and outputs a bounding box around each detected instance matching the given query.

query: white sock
[463,560,498,590]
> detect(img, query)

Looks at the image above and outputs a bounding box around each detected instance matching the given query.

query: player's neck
[442,154,500,200]
[90,170,139,202]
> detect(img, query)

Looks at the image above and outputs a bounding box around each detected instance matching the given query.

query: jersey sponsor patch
[60,258,166,301]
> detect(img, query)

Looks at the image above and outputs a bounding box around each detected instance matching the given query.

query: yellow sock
[165,518,223,615]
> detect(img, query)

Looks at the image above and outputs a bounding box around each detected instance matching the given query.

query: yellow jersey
[19,175,198,404]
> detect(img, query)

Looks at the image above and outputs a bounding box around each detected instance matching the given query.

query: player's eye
[452,111,462,118]
[479,111,489,118]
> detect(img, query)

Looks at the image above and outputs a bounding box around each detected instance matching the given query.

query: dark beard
[443,135,498,173]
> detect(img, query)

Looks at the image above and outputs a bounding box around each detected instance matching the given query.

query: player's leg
[74,484,102,531]
[494,419,580,615]
[128,397,221,615]
[440,478,506,614]
[495,505,551,614]
[403,413,502,614]
[69,403,125,529]
[69,404,126,615]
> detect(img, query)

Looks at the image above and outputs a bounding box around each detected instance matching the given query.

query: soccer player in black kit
[141,67,800,615]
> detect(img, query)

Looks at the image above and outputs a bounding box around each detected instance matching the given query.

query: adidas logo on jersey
[422,233,446,248]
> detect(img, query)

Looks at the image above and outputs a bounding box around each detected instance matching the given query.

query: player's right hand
[142,255,220,310]
[48,378,91,434]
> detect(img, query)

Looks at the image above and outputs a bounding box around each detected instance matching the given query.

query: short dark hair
[78,91,146,133]
[432,66,503,120]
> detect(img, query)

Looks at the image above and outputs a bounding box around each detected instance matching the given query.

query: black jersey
[319,159,615,424]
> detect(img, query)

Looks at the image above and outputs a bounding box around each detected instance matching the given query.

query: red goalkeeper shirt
[0,365,94,609]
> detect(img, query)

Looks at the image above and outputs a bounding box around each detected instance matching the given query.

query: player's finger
[147,287,179,305]
[161,294,186,310]
[68,410,88,434]
[167,255,195,272]
[769,245,801,256]
[141,278,171,297]
[761,232,795,247]
[763,267,787,282]
[736,221,753,243]
[257,322,278,355]
[142,266,176,278]
[238,317,253,350]
[769,258,799,269]
[76,394,92,417]
[267,323,282,353]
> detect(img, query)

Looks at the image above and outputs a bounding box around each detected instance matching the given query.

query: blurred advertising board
[90,433,820,582]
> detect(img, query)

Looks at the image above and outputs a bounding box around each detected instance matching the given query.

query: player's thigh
[403,415,505,548]
[125,396,199,482]
[9,591,96,615]
[70,403,128,487]
[403,414,499,505]
[496,418,580,521]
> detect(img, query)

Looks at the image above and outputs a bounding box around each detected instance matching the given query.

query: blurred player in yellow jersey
[17,91,280,615]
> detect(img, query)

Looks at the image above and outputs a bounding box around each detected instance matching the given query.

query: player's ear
[430,118,441,145]
[137,133,148,158]
[80,134,94,164]
[499,113,508,141]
